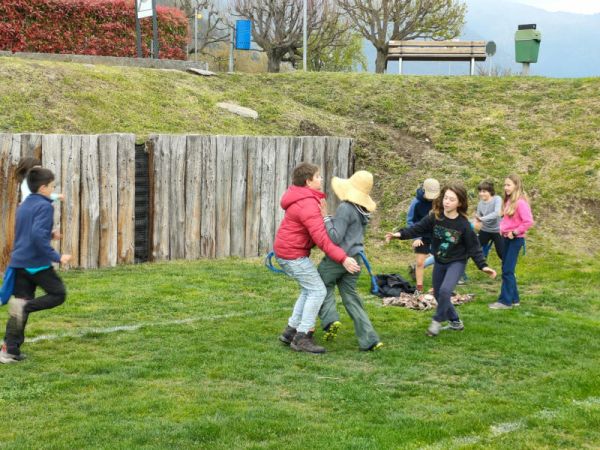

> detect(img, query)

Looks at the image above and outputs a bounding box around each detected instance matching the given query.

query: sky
[514,0,600,14]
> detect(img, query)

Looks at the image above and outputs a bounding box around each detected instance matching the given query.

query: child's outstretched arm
[386,214,434,242]
[464,223,497,278]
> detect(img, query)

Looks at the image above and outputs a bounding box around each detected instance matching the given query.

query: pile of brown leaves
[382,292,475,310]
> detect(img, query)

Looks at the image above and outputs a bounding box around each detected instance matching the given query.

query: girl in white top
[16,157,64,204]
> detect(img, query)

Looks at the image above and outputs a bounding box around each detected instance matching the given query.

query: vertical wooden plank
[185,135,203,260]
[215,135,233,258]
[244,137,261,257]
[312,137,326,180]
[324,137,340,212]
[169,135,187,260]
[0,134,21,271]
[259,137,276,255]
[61,135,82,267]
[117,134,136,265]
[80,135,100,269]
[274,137,290,230]
[301,136,315,165]
[20,133,43,160]
[200,135,216,258]
[42,135,63,255]
[150,135,170,261]
[98,134,118,267]
[289,136,304,173]
[230,136,247,257]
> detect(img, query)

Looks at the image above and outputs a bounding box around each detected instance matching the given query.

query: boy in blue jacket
[0,167,71,363]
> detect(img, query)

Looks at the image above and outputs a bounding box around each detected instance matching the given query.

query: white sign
[137,0,153,19]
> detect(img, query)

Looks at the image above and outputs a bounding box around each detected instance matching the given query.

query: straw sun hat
[331,170,377,212]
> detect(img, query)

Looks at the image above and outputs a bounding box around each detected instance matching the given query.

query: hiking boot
[279,326,297,345]
[443,320,464,331]
[290,332,326,354]
[323,321,341,341]
[408,264,416,281]
[488,302,512,310]
[8,297,26,328]
[426,320,442,337]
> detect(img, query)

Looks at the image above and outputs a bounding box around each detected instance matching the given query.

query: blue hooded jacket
[406,188,434,243]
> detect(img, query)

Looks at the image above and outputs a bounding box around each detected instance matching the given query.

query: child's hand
[385,232,400,243]
[342,257,361,274]
[56,194,65,201]
[319,199,328,218]
[51,230,62,240]
[60,254,72,265]
[412,239,424,248]
[482,267,497,279]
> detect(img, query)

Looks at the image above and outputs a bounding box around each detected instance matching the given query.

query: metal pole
[229,28,234,72]
[522,62,530,76]
[194,6,198,62]
[470,57,475,76]
[398,58,402,75]
[303,0,307,71]
[135,0,142,57]
[152,0,159,59]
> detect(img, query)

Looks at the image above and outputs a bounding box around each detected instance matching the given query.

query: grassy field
[0,56,599,448]
[0,245,598,449]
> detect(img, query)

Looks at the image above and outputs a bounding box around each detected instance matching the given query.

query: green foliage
[308,31,367,72]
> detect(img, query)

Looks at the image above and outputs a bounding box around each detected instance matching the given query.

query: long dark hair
[16,157,42,183]
[432,182,469,220]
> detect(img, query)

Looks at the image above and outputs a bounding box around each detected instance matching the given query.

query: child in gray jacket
[317,171,383,351]
[474,180,504,260]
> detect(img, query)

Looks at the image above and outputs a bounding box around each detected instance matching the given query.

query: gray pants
[432,260,465,323]
[318,256,379,350]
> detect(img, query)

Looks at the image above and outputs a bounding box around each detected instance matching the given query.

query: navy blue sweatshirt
[9,193,61,268]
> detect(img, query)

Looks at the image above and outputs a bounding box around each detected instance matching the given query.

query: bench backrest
[388,40,487,62]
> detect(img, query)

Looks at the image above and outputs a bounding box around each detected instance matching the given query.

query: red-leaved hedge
[0,0,188,59]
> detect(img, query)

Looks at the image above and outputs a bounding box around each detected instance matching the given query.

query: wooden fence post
[185,135,203,260]
[80,135,100,269]
[230,136,248,257]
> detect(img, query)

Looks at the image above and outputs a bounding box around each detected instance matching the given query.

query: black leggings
[478,230,504,260]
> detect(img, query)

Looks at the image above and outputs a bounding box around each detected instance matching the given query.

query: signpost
[135,0,159,59]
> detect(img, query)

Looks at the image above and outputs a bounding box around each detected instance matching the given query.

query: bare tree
[233,0,342,72]
[339,0,467,73]
[172,0,229,55]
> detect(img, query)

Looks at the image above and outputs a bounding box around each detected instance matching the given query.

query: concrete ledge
[0,51,209,72]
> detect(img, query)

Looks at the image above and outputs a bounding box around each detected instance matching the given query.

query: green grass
[0,248,598,449]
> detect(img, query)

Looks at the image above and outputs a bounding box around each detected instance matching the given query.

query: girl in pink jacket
[489,174,534,309]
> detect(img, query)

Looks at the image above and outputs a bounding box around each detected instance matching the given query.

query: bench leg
[398,58,403,75]
[470,58,475,76]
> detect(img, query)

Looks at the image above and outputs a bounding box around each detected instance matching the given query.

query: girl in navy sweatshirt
[386,182,497,336]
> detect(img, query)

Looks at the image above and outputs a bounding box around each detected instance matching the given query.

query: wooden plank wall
[148,135,354,261]
[0,134,353,271]
[0,133,136,271]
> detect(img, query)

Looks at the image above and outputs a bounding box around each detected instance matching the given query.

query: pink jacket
[500,198,534,238]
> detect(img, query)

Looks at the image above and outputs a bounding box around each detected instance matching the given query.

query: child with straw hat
[318,170,383,351]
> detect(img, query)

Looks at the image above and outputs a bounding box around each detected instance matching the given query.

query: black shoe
[290,332,326,354]
[279,326,297,345]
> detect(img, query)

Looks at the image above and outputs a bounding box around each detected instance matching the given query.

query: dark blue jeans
[498,237,524,306]
[432,260,466,323]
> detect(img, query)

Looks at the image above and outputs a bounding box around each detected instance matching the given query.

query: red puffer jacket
[273,185,347,264]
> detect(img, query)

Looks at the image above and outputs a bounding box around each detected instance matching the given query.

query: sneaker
[278,326,297,345]
[512,302,521,307]
[488,302,512,310]
[0,350,25,364]
[413,289,422,298]
[457,278,466,285]
[8,297,26,328]
[408,264,416,281]
[443,320,464,331]
[323,321,341,341]
[366,342,384,351]
[290,332,326,354]
[427,320,442,337]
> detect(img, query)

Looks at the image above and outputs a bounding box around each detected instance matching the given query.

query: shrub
[0,0,188,59]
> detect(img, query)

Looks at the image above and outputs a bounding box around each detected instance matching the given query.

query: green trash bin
[515,29,541,63]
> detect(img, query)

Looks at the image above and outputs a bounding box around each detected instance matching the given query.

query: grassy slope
[1,57,599,253]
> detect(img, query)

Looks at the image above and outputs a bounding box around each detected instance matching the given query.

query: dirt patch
[297,120,329,136]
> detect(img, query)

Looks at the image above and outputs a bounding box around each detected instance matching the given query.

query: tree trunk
[375,48,388,74]
[267,51,282,73]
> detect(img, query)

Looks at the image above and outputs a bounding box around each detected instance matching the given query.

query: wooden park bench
[387,40,487,75]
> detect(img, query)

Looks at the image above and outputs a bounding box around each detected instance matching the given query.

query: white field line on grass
[26,308,289,344]
[428,397,600,449]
